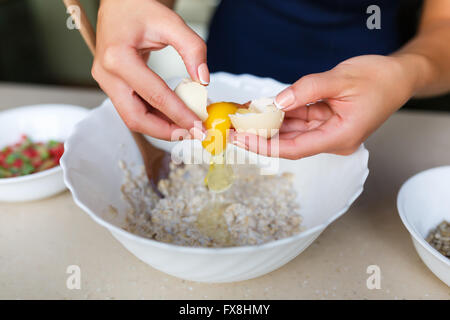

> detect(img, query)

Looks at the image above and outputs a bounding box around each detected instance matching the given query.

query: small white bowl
[0,104,89,202]
[397,166,450,286]
[62,73,370,283]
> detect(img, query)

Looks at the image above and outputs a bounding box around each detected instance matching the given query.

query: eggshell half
[174,78,208,121]
[229,97,285,138]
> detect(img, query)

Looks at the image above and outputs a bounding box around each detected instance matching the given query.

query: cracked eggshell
[174,78,208,121]
[229,97,285,138]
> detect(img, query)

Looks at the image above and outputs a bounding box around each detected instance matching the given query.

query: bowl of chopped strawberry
[0,104,89,202]
[0,135,64,178]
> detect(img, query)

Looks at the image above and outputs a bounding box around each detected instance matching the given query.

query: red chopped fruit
[31,158,43,168]
[0,153,6,165]
[12,158,23,168]
[0,135,64,179]
[23,147,38,158]
[49,145,64,162]
[2,146,12,154]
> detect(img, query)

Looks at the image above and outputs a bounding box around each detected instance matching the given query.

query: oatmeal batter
[120,161,303,247]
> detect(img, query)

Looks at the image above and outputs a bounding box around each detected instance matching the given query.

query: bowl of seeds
[397,166,450,286]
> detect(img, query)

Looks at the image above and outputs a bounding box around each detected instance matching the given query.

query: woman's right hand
[92,0,209,140]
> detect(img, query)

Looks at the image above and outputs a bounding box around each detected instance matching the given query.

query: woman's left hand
[232,54,421,159]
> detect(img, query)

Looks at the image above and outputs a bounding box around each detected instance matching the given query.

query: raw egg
[202,102,238,156]
[201,102,238,192]
[174,79,285,192]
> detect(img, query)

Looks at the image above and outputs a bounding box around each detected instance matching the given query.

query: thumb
[275,70,344,111]
[167,21,210,85]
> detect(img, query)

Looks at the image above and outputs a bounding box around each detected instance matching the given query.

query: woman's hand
[233,54,421,159]
[92,0,209,140]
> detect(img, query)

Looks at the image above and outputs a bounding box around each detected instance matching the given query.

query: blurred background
[0,0,449,111]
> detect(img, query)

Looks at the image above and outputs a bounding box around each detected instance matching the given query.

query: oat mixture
[426,220,450,258]
[120,161,303,247]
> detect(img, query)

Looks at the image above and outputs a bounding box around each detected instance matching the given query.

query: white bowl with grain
[0,104,89,202]
[397,166,450,286]
[61,73,369,283]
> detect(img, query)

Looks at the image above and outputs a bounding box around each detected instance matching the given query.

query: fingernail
[197,63,210,85]
[275,89,295,110]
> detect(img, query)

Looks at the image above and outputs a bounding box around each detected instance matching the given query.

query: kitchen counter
[0,83,449,299]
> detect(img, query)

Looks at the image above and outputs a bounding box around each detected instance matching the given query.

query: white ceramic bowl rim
[397,166,450,267]
[0,104,90,185]
[62,105,369,254]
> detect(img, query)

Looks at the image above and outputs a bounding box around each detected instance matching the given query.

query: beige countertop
[0,83,449,299]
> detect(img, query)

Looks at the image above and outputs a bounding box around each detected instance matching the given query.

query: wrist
[390,52,436,97]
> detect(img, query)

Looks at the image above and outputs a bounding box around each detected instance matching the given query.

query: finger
[279,131,303,139]
[284,106,308,120]
[102,46,200,130]
[234,115,346,159]
[308,102,335,121]
[275,70,345,111]
[232,132,279,157]
[279,118,309,133]
[94,68,185,140]
[147,106,172,123]
[278,115,345,159]
[116,92,186,140]
[189,121,206,141]
[139,50,150,62]
[280,118,325,133]
[285,102,334,122]
[305,120,323,131]
[164,20,209,85]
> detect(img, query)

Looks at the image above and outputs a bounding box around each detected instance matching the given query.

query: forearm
[392,21,450,98]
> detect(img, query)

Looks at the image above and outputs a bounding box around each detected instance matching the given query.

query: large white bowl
[0,104,89,202]
[62,73,369,283]
[397,166,450,286]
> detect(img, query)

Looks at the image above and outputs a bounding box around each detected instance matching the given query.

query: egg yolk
[202,102,238,155]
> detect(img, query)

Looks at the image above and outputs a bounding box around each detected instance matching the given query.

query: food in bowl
[426,220,450,259]
[61,86,369,283]
[120,161,303,247]
[175,78,285,193]
[0,135,64,178]
[174,79,285,138]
